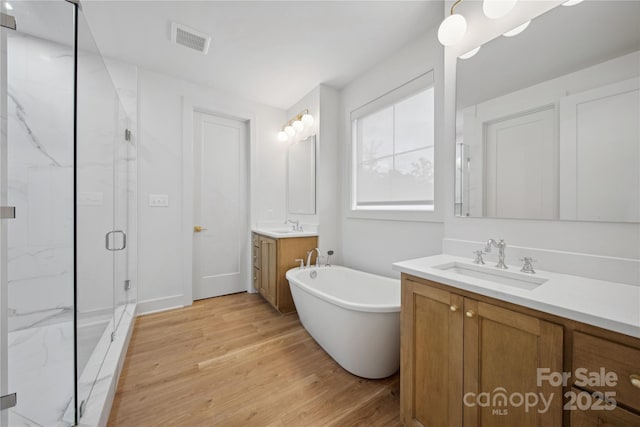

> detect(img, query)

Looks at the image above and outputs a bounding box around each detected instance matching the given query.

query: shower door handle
[106,231,115,251]
[114,230,127,251]
[105,231,127,251]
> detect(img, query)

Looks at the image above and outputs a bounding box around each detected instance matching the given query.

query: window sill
[346,208,443,223]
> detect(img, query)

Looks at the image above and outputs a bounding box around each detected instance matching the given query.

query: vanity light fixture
[437,0,467,46]
[284,125,296,137]
[483,0,517,19]
[277,130,289,142]
[292,119,304,133]
[459,46,481,59]
[562,0,584,6]
[277,109,314,143]
[502,20,531,37]
[4,2,12,10]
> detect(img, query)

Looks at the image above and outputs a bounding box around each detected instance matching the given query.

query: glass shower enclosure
[0,1,137,425]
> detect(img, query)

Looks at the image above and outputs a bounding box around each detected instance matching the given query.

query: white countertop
[252,228,318,239]
[392,254,640,339]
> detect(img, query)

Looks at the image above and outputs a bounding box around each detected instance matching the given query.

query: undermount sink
[433,261,548,291]
[270,229,295,234]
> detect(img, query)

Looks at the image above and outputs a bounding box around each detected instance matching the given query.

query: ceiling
[74,1,444,110]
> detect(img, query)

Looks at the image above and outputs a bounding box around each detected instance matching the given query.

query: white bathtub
[286,265,401,379]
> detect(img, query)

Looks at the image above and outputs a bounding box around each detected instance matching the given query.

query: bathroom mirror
[287,135,316,215]
[455,1,640,222]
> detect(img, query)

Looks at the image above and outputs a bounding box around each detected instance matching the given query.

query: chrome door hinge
[78,399,86,418]
[0,206,15,219]
[124,279,131,291]
[110,332,115,342]
[1,13,16,30]
[0,393,17,410]
[124,128,132,141]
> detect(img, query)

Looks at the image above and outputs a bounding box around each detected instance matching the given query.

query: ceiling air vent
[171,22,211,54]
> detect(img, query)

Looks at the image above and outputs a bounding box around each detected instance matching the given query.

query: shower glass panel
[76,9,133,418]
[2,1,76,425]
[114,102,132,333]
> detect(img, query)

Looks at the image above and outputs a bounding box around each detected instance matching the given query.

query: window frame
[349,71,437,220]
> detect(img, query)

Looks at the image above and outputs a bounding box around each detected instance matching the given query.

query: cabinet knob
[450,305,459,312]
[630,374,640,389]
[465,310,475,318]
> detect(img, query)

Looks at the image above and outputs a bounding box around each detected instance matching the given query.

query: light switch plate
[149,194,169,207]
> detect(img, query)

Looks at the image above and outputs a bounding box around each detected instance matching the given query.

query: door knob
[465,310,475,318]
[194,226,208,232]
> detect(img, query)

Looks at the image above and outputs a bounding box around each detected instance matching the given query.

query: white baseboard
[137,295,184,315]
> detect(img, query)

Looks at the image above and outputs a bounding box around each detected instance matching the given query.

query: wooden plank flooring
[108,293,401,426]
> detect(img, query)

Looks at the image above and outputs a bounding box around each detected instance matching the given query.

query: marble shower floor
[8,317,110,426]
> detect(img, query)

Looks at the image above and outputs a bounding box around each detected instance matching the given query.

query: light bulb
[503,20,530,37]
[482,0,517,19]
[438,14,467,46]
[292,120,304,132]
[5,2,13,10]
[459,46,481,59]
[277,131,289,142]
[301,113,314,127]
[562,0,584,6]
[285,125,295,137]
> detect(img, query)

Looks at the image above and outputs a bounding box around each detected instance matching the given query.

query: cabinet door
[259,237,277,306]
[463,299,563,427]
[401,278,464,426]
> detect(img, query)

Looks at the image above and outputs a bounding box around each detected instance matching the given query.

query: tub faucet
[306,248,321,268]
[485,239,508,269]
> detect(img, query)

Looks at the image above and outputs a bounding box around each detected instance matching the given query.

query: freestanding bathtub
[286,265,400,379]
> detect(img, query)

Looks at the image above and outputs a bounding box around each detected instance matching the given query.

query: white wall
[137,68,286,314]
[442,0,640,283]
[284,87,320,227]
[283,85,341,262]
[338,28,445,278]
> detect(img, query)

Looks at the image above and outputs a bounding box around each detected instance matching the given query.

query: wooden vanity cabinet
[401,273,640,427]
[569,332,640,426]
[401,274,564,427]
[252,232,317,313]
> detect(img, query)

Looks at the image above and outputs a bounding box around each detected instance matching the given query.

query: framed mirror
[455,1,640,222]
[287,135,316,215]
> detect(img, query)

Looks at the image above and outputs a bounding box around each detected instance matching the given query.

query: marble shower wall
[6,30,75,427]
[6,28,137,426]
[6,32,75,333]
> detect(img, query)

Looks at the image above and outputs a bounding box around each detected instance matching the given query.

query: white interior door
[484,106,557,219]
[193,112,248,300]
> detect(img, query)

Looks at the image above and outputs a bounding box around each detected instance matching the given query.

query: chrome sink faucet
[285,219,302,232]
[306,248,321,268]
[485,239,508,270]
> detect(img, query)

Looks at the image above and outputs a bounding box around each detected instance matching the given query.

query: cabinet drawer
[569,387,640,426]
[573,332,640,411]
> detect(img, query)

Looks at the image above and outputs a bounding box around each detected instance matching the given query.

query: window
[351,72,435,211]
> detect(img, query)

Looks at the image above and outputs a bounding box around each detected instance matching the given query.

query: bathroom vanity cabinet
[400,274,640,427]
[252,232,318,313]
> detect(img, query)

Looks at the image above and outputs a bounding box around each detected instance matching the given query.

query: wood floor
[108,292,401,426]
